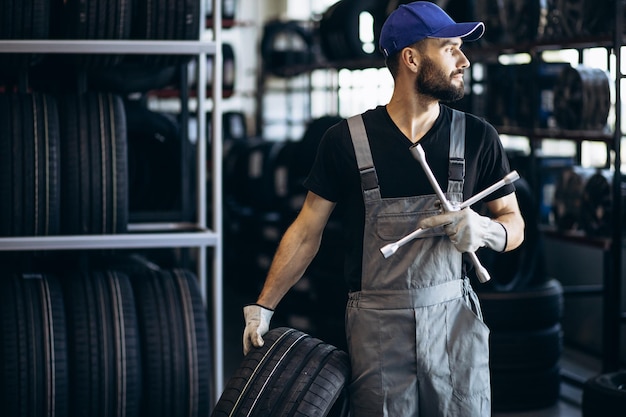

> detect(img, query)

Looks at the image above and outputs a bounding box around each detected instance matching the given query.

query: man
[243,2,525,416]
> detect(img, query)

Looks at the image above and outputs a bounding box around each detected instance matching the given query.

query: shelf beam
[0,230,218,251]
[0,40,216,54]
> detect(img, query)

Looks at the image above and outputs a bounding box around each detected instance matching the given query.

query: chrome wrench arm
[408,144,511,283]
[379,170,519,259]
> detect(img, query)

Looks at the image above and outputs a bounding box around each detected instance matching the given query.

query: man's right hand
[243,304,274,355]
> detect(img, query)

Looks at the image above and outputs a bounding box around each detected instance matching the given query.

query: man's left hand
[418,207,506,253]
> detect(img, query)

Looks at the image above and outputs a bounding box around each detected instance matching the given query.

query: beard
[414,56,465,102]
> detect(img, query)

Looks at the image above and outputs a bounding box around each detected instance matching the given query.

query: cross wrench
[379,169,519,259]
[381,143,519,283]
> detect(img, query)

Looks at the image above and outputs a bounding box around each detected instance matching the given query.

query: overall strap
[447,109,466,195]
[347,115,382,201]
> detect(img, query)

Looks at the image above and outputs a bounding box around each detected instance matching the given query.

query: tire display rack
[470,2,625,375]
[0,0,227,402]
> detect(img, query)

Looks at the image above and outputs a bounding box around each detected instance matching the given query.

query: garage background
[0,0,625,416]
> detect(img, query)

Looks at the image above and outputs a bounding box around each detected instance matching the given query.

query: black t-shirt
[303,104,515,291]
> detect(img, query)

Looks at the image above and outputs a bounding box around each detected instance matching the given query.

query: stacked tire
[0,92,129,237]
[475,177,564,412]
[553,66,611,131]
[0,267,211,417]
[479,280,564,412]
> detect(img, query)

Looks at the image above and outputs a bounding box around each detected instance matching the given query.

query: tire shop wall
[477,3,626,366]
[0,1,222,416]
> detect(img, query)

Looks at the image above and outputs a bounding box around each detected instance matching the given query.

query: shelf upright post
[605,0,624,373]
[207,0,225,403]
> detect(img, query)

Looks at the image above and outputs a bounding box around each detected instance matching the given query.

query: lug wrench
[380,143,519,283]
[379,169,518,258]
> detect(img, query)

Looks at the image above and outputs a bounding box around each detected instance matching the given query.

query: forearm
[490,211,524,252]
[480,191,524,252]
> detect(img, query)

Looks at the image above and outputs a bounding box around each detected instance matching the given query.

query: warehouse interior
[0,0,625,416]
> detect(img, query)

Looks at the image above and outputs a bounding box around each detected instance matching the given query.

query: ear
[400,47,419,72]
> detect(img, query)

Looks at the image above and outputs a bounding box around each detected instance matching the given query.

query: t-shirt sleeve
[476,119,516,202]
[302,121,352,203]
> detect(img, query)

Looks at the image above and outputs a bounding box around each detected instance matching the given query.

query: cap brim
[429,22,485,42]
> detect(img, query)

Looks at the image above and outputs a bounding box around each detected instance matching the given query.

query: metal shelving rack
[0,0,226,403]
[468,0,625,373]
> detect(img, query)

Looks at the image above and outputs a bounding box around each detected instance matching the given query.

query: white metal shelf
[0,39,216,54]
[0,0,225,403]
[0,230,218,251]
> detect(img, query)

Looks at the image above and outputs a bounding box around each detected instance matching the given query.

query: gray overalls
[345,111,491,417]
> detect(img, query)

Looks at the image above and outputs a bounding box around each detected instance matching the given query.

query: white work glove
[243,304,274,355]
[418,207,507,253]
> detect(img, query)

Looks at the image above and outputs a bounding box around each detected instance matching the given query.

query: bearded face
[414,55,465,102]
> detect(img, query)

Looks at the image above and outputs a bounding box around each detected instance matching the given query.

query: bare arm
[256,191,336,309]
[485,192,525,252]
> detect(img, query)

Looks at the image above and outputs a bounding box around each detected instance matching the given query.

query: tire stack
[1,0,220,232]
[0,0,50,83]
[542,0,615,41]
[475,177,565,412]
[0,2,215,417]
[553,66,611,131]
[0,92,129,237]
[484,61,572,129]
[552,166,626,237]
[472,0,616,45]
[0,265,212,417]
[479,279,564,413]
[476,0,548,45]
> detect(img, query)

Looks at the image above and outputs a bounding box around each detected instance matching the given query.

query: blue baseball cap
[379,2,485,57]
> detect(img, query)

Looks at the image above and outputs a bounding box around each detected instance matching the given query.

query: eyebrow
[439,38,463,47]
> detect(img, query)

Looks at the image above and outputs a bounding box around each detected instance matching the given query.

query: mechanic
[243,2,525,415]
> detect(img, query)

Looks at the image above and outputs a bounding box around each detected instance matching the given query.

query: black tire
[319,0,385,62]
[0,0,50,76]
[58,92,128,235]
[0,93,61,237]
[131,268,212,417]
[62,270,141,417]
[491,365,561,412]
[211,327,350,417]
[0,273,68,417]
[477,279,563,331]
[132,0,199,67]
[490,323,563,371]
[224,139,300,212]
[261,20,314,77]
[55,0,132,68]
[582,371,626,417]
[124,100,182,213]
[554,66,611,130]
[88,64,178,94]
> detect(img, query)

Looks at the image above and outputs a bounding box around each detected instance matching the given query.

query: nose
[458,50,470,69]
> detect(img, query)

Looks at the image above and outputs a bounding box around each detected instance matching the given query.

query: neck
[386,91,440,143]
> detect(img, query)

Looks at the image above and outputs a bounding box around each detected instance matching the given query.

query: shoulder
[322,106,388,146]
[441,105,496,131]
[454,107,499,140]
